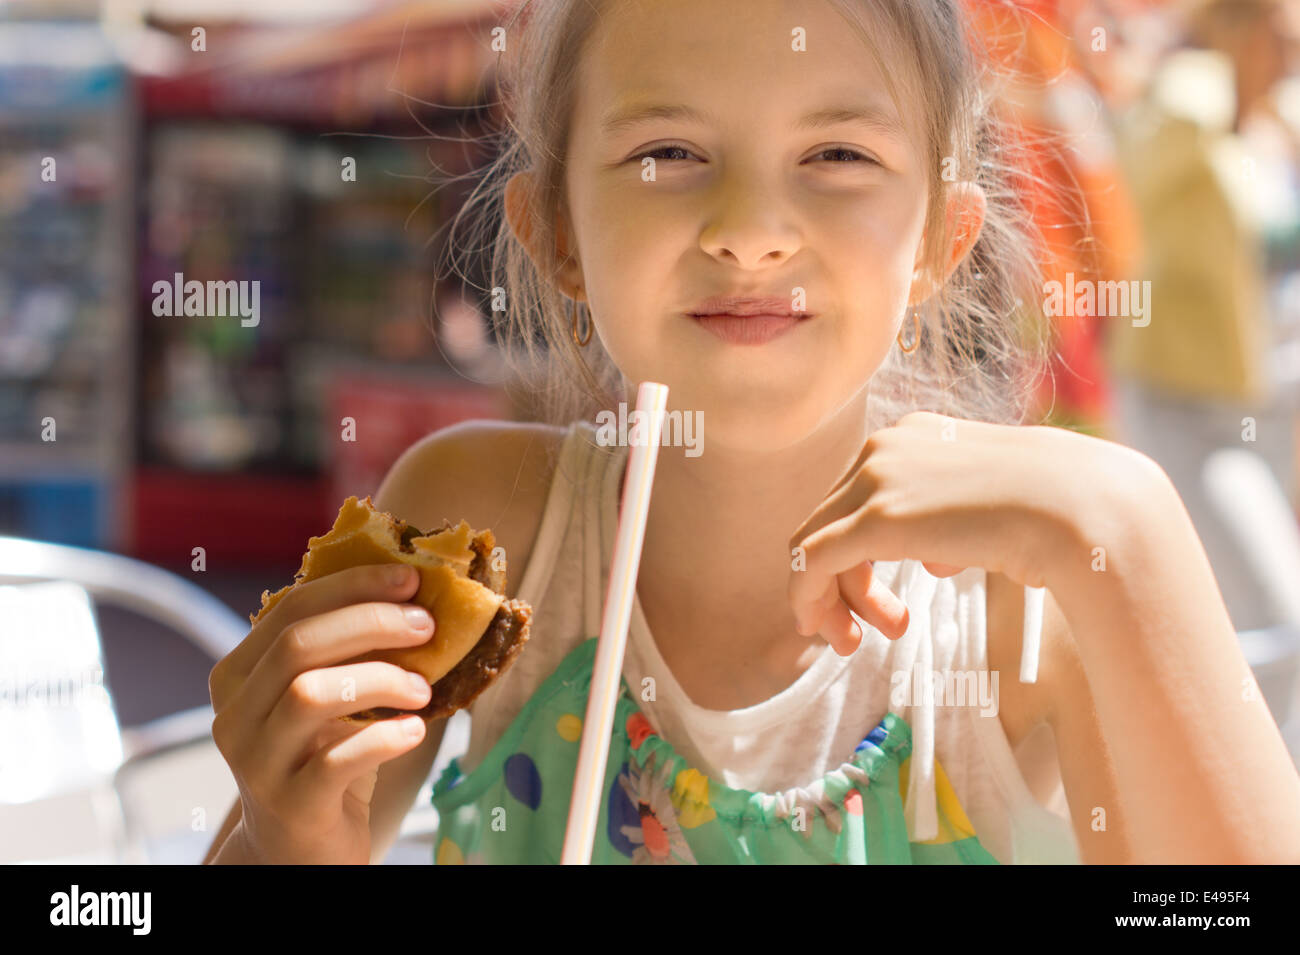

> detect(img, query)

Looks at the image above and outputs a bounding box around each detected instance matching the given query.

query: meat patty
[344,598,532,723]
[341,518,529,724]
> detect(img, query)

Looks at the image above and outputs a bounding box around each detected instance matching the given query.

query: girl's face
[560,0,933,449]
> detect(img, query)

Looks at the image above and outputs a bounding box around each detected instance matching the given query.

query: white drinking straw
[1020,585,1045,683]
[561,381,669,864]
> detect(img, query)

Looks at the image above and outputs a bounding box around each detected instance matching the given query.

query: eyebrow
[599,101,909,143]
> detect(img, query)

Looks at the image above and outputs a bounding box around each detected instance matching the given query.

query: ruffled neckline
[433,635,914,833]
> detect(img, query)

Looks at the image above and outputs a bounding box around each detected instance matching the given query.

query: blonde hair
[440,0,1059,432]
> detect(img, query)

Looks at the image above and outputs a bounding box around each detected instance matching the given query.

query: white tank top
[463,421,1080,864]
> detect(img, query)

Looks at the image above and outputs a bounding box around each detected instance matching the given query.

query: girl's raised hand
[208,563,438,864]
[787,411,1095,655]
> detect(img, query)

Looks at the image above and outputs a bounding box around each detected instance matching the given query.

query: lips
[691,313,806,345]
[686,293,813,345]
[688,295,805,317]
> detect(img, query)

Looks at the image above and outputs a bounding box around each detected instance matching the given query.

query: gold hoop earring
[569,297,592,347]
[897,308,921,354]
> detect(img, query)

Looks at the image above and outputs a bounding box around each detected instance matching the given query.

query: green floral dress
[430,637,998,864]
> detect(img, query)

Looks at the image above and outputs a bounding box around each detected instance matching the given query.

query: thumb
[345,768,379,808]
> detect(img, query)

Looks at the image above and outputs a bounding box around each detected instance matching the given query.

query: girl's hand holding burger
[208,563,437,865]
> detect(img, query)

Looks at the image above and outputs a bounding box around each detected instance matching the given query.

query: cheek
[583,197,678,304]
[569,192,680,362]
[818,198,924,326]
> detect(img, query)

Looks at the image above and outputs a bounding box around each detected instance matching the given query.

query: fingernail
[389,564,414,586]
[403,717,424,736]
[408,671,430,693]
[403,606,432,630]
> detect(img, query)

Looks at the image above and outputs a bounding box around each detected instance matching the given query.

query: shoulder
[373,419,570,599]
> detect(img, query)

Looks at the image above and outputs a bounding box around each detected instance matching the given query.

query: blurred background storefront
[1,0,529,862]
[3,0,512,564]
[1,0,1298,863]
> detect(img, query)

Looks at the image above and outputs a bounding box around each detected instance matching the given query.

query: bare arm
[1034,587,1136,864]
[203,420,559,864]
[1043,444,1300,863]
[202,714,447,865]
[367,716,448,864]
[985,570,1135,863]
[357,419,558,864]
[202,801,243,864]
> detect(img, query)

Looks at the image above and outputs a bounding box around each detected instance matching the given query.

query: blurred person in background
[1107,0,1300,633]
[963,0,1145,434]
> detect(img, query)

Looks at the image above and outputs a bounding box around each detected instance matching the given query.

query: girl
[205,0,1300,865]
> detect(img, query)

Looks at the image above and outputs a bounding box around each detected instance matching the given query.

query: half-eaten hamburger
[250,495,532,724]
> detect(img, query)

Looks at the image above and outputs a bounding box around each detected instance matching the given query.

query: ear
[503,171,586,301]
[909,181,987,305]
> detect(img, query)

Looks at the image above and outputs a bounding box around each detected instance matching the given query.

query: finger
[790,509,901,634]
[789,412,943,545]
[293,713,427,816]
[306,706,376,755]
[795,578,842,637]
[821,436,876,504]
[238,600,433,724]
[816,598,863,657]
[836,562,909,641]
[922,561,964,577]
[294,706,427,774]
[790,466,877,559]
[223,563,422,687]
[265,661,434,774]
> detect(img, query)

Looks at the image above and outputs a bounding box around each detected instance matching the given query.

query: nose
[698,177,802,269]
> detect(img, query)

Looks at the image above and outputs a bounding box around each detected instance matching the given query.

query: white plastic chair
[0,536,250,863]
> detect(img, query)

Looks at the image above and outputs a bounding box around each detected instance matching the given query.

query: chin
[687,388,836,455]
